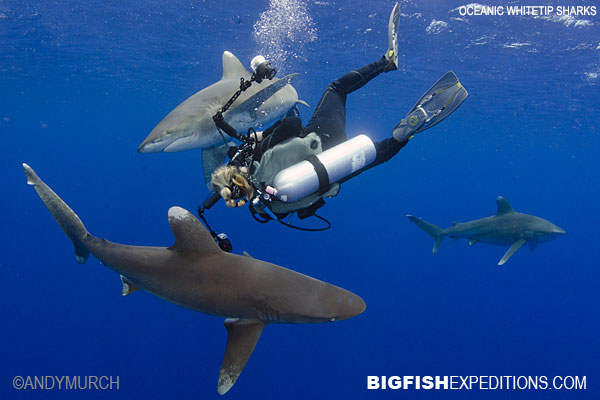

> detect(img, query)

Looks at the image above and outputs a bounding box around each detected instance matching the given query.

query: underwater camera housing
[250,55,277,83]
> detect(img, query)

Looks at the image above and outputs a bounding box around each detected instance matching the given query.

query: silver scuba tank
[269,134,376,202]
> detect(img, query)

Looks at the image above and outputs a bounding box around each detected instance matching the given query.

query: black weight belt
[305,155,330,195]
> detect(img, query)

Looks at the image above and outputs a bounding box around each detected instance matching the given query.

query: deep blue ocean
[2,0,599,399]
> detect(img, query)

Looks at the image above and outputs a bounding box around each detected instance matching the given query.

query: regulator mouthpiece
[250,55,277,83]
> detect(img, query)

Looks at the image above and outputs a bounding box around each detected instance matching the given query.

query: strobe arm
[213,112,241,140]
[203,192,222,209]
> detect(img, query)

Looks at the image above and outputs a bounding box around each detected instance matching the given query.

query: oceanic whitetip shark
[23,163,364,395]
[407,196,565,265]
[138,51,307,153]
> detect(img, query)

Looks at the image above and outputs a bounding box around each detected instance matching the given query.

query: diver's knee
[328,80,344,93]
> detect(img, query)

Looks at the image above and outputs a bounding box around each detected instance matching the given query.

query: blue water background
[1,0,599,398]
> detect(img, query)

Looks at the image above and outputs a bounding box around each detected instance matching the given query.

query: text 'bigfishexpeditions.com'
[367,375,586,391]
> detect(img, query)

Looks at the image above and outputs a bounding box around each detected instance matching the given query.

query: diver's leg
[305,4,399,150]
[305,57,391,150]
[341,71,469,182]
[339,137,409,184]
[373,137,409,165]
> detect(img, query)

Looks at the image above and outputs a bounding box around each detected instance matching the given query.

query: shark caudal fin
[407,215,445,254]
[217,318,266,395]
[23,163,90,263]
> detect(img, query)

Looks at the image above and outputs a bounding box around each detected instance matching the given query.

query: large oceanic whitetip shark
[23,163,364,395]
[138,51,307,154]
[407,196,565,265]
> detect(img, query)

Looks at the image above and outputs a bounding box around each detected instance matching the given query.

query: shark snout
[138,128,200,153]
[332,292,366,321]
[138,143,154,153]
[138,137,164,153]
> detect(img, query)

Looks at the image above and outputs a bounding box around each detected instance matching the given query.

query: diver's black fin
[384,3,400,71]
[393,71,468,141]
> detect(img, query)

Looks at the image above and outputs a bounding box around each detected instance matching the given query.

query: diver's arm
[258,117,303,155]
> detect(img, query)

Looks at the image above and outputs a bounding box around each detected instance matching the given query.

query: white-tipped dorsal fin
[222,51,250,81]
[120,275,139,296]
[242,251,253,258]
[496,196,515,215]
[167,206,221,253]
[218,318,266,395]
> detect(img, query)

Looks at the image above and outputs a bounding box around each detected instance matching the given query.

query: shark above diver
[23,163,365,395]
[138,51,307,153]
[407,196,565,265]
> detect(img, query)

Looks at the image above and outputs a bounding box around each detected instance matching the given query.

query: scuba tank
[269,134,376,203]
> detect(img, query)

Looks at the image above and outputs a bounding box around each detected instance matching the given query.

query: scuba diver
[201,3,468,242]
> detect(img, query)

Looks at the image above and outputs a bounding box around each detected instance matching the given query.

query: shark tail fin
[407,215,445,254]
[23,163,90,264]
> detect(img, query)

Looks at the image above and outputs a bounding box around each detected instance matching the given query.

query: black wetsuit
[254,56,409,174]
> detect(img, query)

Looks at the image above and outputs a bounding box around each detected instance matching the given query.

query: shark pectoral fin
[433,237,443,254]
[167,207,221,254]
[498,239,526,266]
[120,275,139,296]
[202,142,236,191]
[218,318,266,395]
[469,239,477,246]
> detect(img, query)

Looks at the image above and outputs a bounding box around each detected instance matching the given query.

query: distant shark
[407,196,565,265]
[23,163,364,395]
[138,51,307,153]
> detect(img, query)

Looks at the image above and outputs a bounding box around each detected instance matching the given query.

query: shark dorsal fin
[168,207,220,253]
[221,51,250,81]
[496,196,514,215]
